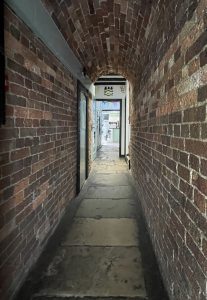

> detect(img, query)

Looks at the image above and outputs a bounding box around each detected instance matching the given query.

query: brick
[183,105,206,122]
[171,137,184,150]
[14,53,24,65]
[198,85,207,102]
[190,123,200,139]
[28,109,43,119]
[7,58,28,77]
[21,35,29,48]
[189,154,200,172]
[0,128,19,140]
[180,179,193,200]
[174,46,181,62]
[7,69,24,85]
[200,48,207,67]
[10,83,28,98]
[10,24,20,40]
[0,153,10,166]
[200,159,207,177]
[185,199,206,234]
[202,238,207,257]
[11,148,30,161]
[0,177,11,191]
[179,151,188,167]
[178,164,190,182]
[174,125,181,136]
[188,57,200,76]
[166,157,177,173]
[11,167,31,184]
[193,175,207,195]
[181,124,189,138]
[185,139,207,158]
[7,94,26,107]
[185,31,207,63]
[2,160,24,177]
[200,124,207,141]
[194,189,206,213]
[3,186,15,201]
[169,111,182,124]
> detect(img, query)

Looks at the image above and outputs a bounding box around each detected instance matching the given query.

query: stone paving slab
[76,198,137,219]
[32,246,147,299]
[85,186,134,199]
[88,173,130,186]
[33,297,147,299]
[93,169,129,174]
[61,218,139,246]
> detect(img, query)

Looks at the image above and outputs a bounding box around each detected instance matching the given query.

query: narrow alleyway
[16,145,168,300]
[2,2,206,299]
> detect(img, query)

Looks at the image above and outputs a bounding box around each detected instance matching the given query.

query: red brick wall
[131,1,207,299]
[41,0,154,82]
[0,6,77,299]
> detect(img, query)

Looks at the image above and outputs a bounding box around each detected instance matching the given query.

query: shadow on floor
[136,206,169,300]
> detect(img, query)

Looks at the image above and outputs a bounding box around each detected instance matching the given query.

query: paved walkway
[17,145,168,300]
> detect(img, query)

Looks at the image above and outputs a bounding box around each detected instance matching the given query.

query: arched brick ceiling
[41,0,198,85]
[41,0,154,82]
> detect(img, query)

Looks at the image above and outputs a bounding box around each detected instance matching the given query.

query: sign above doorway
[104,86,113,96]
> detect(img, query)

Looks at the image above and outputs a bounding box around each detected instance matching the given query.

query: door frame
[77,81,89,194]
[95,99,122,157]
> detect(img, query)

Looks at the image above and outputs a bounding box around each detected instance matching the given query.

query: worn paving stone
[92,169,128,174]
[33,297,146,299]
[85,186,134,199]
[88,173,130,186]
[32,246,147,299]
[61,218,139,246]
[76,198,137,218]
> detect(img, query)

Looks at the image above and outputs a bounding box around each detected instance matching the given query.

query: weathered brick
[179,151,188,167]
[185,31,207,63]
[180,179,193,200]
[11,148,30,161]
[2,160,24,177]
[189,154,200,172]
[200,159,207,177]
[185,139,207,158]
[200,48,207,67]
[178,164,190,182]
[192,175,207,195]
[183,105,206,123]
[201,123,207,139]
[169,111,182,124]
[198,85,207,102]
[181,124,189,138]
[190,123,200,139]
[11,167,31,184]
[194,189,206,213]
[10,24,20,40]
